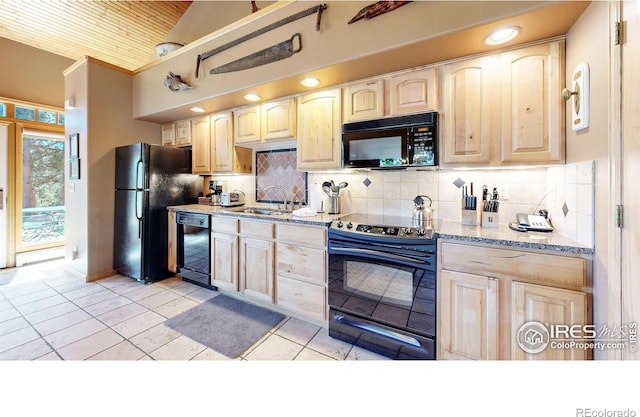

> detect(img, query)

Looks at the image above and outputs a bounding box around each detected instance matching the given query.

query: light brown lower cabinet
[201,216,328,323]
[211,232,239,291]
[240,236,275,303]
[438,240,590,360]
[276,242,327,321]
[275,223,328,322]
[511,281,587,360]
[211,217,239,291]
[440,270,499,360]
[167,211,177,273]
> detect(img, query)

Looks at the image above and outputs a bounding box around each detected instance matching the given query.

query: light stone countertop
[436,219,594,255]
[168,205,593,254]
[168,204,342,227]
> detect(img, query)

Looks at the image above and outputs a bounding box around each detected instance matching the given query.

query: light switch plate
[570,62,589,131]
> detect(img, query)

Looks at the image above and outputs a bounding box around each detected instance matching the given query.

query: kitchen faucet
[261,185,290,211]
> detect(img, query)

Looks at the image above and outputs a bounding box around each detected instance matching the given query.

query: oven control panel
[331,221,435,239]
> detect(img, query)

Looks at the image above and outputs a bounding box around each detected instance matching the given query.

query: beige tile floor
[0,259,389,361]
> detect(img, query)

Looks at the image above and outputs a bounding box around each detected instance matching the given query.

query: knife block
[481,211,499,228]
[461,207,480,226]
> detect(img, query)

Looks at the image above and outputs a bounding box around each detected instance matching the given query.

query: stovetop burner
[330,213,436,240]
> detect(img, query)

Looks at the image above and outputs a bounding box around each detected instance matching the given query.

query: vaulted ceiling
[0,1,192,71]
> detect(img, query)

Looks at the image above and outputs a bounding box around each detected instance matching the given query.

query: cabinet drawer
[441,242,586,287]
[277,243,326,284]
[276,275,326,321]
[277,223,326,248]
[240,220,274,239]
[212,217,238,234]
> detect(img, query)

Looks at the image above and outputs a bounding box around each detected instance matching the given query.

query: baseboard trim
[64,266,118,283]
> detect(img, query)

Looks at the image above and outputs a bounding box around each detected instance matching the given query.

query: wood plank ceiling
[0,1,192,71]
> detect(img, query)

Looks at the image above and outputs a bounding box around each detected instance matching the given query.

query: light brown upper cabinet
[211,112,251,174]
[234,105,261,145]
[440,55,500,164]
[192,112,251,174]
[389,67,438,115]
[234,98,296,147]
[175,119,192,146]
[343,80,384,123]
[261,98,296,141]
[191,116,211,174]
[161,123,176,146]
[439,40,565,166]
[500,41,564,163]
[297,88,342,170]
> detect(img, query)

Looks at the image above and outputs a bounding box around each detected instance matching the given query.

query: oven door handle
[329,246,431,267]
[334,314,421,347]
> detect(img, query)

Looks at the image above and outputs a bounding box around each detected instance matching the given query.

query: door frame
[14,124,66,254]
[0,122,11,268]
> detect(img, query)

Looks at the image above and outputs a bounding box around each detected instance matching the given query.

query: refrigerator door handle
[135,190,143,220]
[136,159,144,190]
[135,190,143,238]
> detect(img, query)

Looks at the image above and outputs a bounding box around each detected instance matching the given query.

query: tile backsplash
[211,159,595,248]
[255,149,307,204]
[546,161,595,247]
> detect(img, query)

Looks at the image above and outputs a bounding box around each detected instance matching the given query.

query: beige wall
[565,1,609,359]
[133,1,568,121]
[64,58,161,280]
[161,1,275,47]
[0,37,73,107]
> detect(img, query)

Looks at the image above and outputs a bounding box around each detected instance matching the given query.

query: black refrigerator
[114,143,201,283]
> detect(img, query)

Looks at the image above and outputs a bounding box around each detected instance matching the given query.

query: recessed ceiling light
[190,107,206,113]
[485,26,521,45]
[301,77,320,87]
[244,93,261,102]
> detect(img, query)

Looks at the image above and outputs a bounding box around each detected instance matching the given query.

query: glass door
[17,130,65,251]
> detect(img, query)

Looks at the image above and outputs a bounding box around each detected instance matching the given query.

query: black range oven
[328,214,436,360]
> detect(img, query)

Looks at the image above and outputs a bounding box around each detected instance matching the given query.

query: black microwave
[342,112,438,169]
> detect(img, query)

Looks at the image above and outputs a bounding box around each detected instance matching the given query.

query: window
[20,133,65,248]
[0,103,5,117]
[37,110,57,124]
[15,105,36,121]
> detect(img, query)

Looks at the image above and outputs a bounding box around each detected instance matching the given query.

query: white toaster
[220,191,245,207]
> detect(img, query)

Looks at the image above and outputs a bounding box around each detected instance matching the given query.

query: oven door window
[329,255,435,338]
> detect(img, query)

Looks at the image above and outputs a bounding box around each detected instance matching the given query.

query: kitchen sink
[235,207,290,216]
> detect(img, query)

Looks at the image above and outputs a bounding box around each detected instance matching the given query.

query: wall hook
[562,87,579,102]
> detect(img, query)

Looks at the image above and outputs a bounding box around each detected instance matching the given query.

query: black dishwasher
[176,212,215,289]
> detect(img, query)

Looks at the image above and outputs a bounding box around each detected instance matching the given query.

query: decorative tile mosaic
[255,149,307,204]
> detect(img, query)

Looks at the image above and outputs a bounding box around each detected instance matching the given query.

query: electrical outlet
[72,245,79,260]
[497,185,509,200]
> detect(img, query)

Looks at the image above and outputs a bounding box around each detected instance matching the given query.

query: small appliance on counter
[209,180,223,206]
[220,190,245,207]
